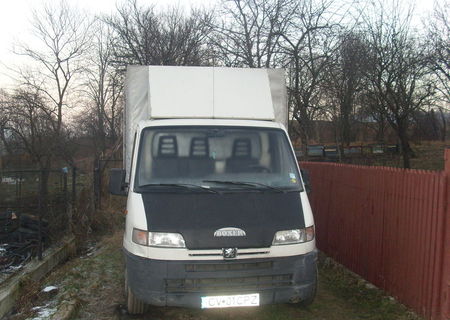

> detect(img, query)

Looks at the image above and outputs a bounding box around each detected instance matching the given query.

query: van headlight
[272,226,314,245]
[149,232,186,248]
[132,228,186,248]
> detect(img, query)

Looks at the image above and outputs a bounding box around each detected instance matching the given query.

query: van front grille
[185,261,272,272]
[165,274,293,293]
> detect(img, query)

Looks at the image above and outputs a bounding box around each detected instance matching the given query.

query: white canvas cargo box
[124,66,287,179]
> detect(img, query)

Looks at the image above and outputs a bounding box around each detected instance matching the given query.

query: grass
[318,256,421,320]
[409,140,449,171]
[371,141,448,171]
[338,140,449,171]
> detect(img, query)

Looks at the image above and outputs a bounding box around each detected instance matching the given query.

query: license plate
[201,293,260,309]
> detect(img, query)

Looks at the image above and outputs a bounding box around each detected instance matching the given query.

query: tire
[124,270,128,297]
[127,286,147,314]
[125,269,147,314]
[299,266,318,308]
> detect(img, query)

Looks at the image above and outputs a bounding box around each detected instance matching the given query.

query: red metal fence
[301,149,450,320]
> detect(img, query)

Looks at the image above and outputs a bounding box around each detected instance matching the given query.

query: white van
[109,66,317,314]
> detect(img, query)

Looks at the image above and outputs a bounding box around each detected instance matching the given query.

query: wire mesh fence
[0,167,83,273]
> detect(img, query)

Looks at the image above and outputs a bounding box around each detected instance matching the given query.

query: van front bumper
[124,249,318,308]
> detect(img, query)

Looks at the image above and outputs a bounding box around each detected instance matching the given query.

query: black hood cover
[141,192,305,250]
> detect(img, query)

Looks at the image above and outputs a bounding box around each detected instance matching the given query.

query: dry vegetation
[369,141,449,171]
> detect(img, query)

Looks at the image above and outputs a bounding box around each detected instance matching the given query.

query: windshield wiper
[138,183,219,194]
[203,180,289,193]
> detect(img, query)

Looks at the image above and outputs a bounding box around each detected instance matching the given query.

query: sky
[0,0,436,88]
[0,0,211,87]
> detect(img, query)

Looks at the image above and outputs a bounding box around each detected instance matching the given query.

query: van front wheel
[127,286,147,314]
[299,266,318,307]
[125,270,147,314]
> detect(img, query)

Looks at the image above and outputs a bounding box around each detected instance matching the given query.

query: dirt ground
[13,232,422,320]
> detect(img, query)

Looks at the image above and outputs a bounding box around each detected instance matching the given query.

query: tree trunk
[340,94,353,146]
[294,108,310,159]
[376,114,386,144]
[295,119,309,160]
[438,107,447,142]
[97,106,106,155]
[397,128,413,169]
[39,165,50,212]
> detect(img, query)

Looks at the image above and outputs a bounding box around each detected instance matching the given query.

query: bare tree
[428,1,450,103]
[211,0,296,68]
[105,0,213,67]
[427,1,449,141]
[84,21,123,156]
[323,31,369,147]
[0,89,58,198]
[363,1,435,168]
[358,89,389,143]
[13,1,91,137]
[0,90,15,156]
[276,0,335,152]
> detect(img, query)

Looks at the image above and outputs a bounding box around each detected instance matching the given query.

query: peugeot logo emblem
[214,227,246,237]
[222,248,238,259]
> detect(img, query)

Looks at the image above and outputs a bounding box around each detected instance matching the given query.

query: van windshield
[135,126,302,192]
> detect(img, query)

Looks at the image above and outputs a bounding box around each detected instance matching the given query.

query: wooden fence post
[441,148,450,320]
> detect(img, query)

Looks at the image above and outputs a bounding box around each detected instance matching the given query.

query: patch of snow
[5,264,23,272]
[81,245,97,259]
[2,177,24,184]
[0,245,6,257]
[31,303,48,311]
[42,285,58,293]
[33,307,57,319]
[28,304,56,320]
[365,283,376,289]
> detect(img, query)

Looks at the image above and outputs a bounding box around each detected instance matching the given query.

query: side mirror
[109,169,128,196]
[300,168,312,194]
